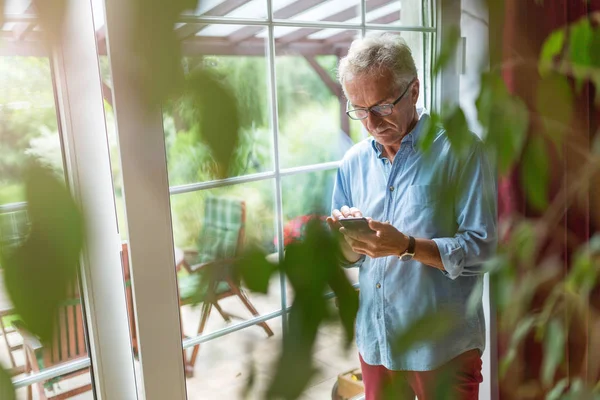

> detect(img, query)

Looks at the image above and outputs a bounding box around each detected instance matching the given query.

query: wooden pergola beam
[11,4,36,41]
[101,81,114,108]
[175,23,208,40]
[277,0,390,45]
[304,55,351,135]
[303,55,341,96]
[181,36,353,56]
[177,0,251,39]
[228,0,325,43]
[322,11,401,45]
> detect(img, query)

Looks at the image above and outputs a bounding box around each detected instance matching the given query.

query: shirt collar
[371,108,429,158]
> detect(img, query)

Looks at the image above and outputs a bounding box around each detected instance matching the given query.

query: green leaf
[568,19,593,69]
[476,73,529,175]
[267,218,341,399]
[235,247,276,294]
[500,314,537,377]
[0,365,15,400]
[566,236,600,297]
[327,262,359,348]
[542,318,566,387]
[536,74,573,149]
[418,112,442,153]
[127,0,198,108]
[183,70,240,178]
[443,106,471,157]
[590,28,600,69]
[520,136,550,211]
[433,26,461,76]
[510,220,537,266]
[392,310,457,354]
[539,28,565,74]
[592,133,600,157]
[546,378,568,400]
[466,278,484,317]
[0,163,84,343]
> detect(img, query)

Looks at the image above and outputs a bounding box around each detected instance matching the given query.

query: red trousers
[359,349,483,400]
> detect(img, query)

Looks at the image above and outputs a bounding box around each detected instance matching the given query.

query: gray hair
[338,33,417,93]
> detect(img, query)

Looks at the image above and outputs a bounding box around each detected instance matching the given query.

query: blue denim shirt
[332,109,497,371]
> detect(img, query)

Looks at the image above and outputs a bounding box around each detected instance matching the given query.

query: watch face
[400,254,413,262]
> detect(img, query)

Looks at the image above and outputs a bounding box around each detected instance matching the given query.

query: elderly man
[327,33,497,400]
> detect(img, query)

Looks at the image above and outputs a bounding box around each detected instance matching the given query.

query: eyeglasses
[346,78,416,120]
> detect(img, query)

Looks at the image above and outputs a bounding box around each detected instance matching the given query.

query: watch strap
[399,235,415,260]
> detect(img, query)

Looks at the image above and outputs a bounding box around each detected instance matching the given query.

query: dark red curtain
[497,0,600,398]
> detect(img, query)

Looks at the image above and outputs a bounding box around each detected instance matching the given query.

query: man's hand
[327,206,364,263]
[342,219,409,259]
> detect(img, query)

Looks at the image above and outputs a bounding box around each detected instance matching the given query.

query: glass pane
[0,55,94,398]
[182,0,267,19]
[280,169,359,294]
[365,0,431,27]
[275,28,360,169]
[171,178,281,331]
[185,317,283,398]
[172,180,282,380]
[167,25,273,184]
[4,0,34,14]
[283,0,361,23]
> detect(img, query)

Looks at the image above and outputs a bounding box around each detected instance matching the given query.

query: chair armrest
[175,248,199,273]
[12,320,43,352]
[189,257,237,273]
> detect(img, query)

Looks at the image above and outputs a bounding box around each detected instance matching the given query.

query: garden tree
[0,57,59,201]
[1,0,600,399]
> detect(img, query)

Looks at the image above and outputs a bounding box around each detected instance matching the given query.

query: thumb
[368,219,389,231]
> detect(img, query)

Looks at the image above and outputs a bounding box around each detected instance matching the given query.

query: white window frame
[5,0,500,399]
[109,1,438,399]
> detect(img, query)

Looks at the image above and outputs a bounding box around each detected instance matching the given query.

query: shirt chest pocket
[400,185,447,238]
[407,184,440,205]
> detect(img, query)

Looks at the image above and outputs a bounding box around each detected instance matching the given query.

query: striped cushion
[195,196,243,264]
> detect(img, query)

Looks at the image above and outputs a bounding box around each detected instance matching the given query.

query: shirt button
[389,186,394,192]
[376,283,381,289]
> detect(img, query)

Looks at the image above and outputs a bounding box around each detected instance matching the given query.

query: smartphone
[338,217,375,235]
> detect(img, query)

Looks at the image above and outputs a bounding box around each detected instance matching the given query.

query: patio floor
[2,270,360,400]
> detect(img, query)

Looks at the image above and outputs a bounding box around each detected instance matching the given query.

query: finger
[331,209,343,220]
[349,207,363,217]
[326,217,338,230]
[340,205,351,218]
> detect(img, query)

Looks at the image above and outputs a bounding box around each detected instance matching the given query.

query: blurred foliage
[1,163,84,344]
[1,0,600,399]
[231,218,358,399]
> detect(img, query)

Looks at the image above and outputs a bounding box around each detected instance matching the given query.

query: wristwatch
[398,235,416,261]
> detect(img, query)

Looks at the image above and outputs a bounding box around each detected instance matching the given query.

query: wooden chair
[1,209,91,399]
[119,196,274,377]
[14,283,91,400]
[176,196,274,377]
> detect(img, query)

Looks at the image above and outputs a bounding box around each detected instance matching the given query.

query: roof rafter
[322,11,400,44]
[277,0,390,45]
[177,0,251,40]
[11,3,36,41]
[228,0,325,43]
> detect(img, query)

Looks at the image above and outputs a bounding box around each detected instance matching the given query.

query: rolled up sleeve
[433,142,497,280]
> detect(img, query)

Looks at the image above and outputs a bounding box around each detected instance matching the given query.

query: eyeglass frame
[345,77,417,121]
